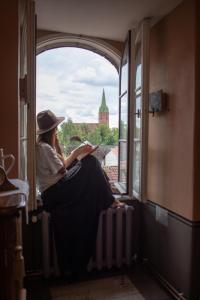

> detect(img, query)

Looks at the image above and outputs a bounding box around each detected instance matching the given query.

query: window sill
[113,194,133,201]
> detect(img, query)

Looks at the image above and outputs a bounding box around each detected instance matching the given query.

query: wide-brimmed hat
[37,110,65,134]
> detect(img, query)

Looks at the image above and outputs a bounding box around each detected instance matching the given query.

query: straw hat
[37,110,65,134]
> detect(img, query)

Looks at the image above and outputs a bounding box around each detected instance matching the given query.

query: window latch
[134,109,141,118]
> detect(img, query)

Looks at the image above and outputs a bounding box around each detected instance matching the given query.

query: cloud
[71,64,118,87]
[36,47,119,127]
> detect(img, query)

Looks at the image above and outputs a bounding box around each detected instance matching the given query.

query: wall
[37,29,124,56]
[193,0,200,220]
[147,0,196,221]
[142,201,200,300]
[143,2,200,299]
[0,1,20,177]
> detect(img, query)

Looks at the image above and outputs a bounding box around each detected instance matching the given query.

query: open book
[77,140,99,161]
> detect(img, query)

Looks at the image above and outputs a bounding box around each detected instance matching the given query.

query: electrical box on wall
[149,89,166,116]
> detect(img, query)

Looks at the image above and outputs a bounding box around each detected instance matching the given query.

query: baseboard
[142,200,200,300]
[144,260,186,300]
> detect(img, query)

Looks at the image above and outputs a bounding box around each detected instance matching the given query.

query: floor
[25,263,174,300]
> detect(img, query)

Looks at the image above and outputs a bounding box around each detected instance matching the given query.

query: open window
[22,21,149,211]
[117,20,150,200]
[118,32,131,194]
[20,0,36,211]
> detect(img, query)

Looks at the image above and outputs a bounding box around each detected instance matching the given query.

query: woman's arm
[63,144,92,169]
[54,135,92,171]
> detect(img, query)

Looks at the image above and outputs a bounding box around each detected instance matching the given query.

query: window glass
[133,140,141,194]
[120,44,128,94]
[133,46,142,197]
[119,93,128,140]
[135,47,141,90]
[136,64,141,90]
[135,95,141,139]
[118,33,130,193]
[119,141,127,184]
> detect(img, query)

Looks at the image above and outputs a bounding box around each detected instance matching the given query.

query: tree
[57,118,119,154]
[57,117,79,152]
[105,127,118,145]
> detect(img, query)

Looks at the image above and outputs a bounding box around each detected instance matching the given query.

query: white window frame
[118,19,150,201]
[131,19,150,201]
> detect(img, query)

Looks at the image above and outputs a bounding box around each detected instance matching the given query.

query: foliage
[57,118,119,154]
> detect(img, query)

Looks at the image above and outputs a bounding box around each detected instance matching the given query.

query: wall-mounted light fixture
[149,89,166,116]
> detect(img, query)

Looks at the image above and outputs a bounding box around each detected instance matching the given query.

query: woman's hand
[63,144,92,169]
[71,144,93,159]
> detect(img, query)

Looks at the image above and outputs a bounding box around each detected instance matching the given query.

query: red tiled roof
[103,165,118,182]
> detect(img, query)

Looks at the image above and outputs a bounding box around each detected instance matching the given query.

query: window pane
[120,44,128,94]
[133,140,141,194]
[133,95,142,195]
[133,45,142,197]
[135,95,141,139]
[136,64,141,90]
[119,141,127,184]
[135,46,141,90]
[120,93,128,139]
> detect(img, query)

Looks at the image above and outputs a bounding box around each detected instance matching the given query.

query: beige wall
[193,0,200,220]
[147,0,196,220]
[0,1,20,177]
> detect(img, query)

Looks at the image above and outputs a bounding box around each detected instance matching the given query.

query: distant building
[74,88,109,128]
[99,88,109,126]
[103,165,118,182]
[104,146,118,166]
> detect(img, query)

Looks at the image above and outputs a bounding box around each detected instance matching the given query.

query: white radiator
[42,205,134,278]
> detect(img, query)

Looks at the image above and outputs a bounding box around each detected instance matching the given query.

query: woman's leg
[43,155,117,275]
[80,155,115,210]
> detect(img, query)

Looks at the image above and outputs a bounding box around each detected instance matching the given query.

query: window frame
[118,31,131,194]
[32,26,149,208]
[117,20,150,201]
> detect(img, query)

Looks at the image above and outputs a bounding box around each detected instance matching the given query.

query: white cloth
[0,179,29,207]
[36,142,65,193]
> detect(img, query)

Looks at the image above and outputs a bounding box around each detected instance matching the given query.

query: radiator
[42,205,134,278]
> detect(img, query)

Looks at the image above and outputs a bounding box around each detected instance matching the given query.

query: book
[77,140,100,161]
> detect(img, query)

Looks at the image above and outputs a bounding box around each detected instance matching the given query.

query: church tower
[99,89,109,126]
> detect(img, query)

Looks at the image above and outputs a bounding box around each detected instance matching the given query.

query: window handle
[134,109,141,118]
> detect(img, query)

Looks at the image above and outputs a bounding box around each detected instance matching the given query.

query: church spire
[99,89,109,126]
[99,89,109,113]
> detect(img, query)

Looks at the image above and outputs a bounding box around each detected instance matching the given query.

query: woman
[36,110,121,277]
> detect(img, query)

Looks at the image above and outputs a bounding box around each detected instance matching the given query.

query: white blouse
[36,142,66,193]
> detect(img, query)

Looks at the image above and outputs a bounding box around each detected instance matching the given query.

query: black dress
[41,155,114,274]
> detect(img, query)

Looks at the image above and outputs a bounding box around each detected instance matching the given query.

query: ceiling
[35,0,182,42]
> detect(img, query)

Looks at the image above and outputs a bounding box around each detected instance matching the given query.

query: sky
[36,47,119,128]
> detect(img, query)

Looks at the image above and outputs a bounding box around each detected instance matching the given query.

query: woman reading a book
[36,110,121,278]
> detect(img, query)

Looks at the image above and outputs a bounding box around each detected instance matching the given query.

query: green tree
[57,118,119,152]
[97,124,110,144]
[87,127,101,145]
[57,118,78,152]
[105,127,118,145]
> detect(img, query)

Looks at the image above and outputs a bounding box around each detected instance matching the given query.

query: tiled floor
[25,263,174,300]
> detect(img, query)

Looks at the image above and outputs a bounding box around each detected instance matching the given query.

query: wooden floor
[25,263,174,300]
[50,275,145,300]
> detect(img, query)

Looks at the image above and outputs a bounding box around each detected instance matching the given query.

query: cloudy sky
[36,47,119,128]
